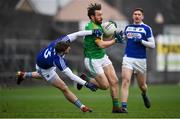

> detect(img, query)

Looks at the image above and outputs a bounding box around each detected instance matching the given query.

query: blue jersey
[124,22,153,58]
[36,35,69,71]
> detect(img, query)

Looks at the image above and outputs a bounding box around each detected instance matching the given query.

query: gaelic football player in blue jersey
[16,29,102,112]
[119,8,155,113]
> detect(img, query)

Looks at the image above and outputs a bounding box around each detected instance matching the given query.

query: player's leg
[103,64,121,113]
[134,58,151,108]
[136,72,151,108]
[76,73,100,90]
[37,66,92,112]
[120,67,133,113]
[121,67,133,103]
[16,71,41,85]
[77,73,109,90]
[119,57,134,113]
[78,73,109,90]
[86,56,111,89]
[83,73,101,87]
[51,74,92,112]
[136,72,147,94]
[77,57,110,90]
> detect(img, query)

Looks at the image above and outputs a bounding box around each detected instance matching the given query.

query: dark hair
[55,41,70,53]
[87,3,101,19]
[133,8,144,14]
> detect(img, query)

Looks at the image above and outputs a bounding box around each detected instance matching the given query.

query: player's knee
[59,85,69,92]
[122,78,130,88]
[100,83,109,90]
[110,79,119,87]
[139,84,147,91]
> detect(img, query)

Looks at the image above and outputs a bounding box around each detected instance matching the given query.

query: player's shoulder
[141,23,152,30]
[125,24,137,29]
[85,21,93,30]
[85,21,101,30]
[124,24,135,31]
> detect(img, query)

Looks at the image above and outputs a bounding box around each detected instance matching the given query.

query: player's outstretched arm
[67,29,102,42]
[62,67,97,91]
[95,38,116,48]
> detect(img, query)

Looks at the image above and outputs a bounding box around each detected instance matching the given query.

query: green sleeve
[85,23,93,30]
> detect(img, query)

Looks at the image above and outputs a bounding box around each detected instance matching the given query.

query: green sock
[112,98,119,107]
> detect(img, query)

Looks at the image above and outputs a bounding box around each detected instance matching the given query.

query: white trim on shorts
[84,55,112,76]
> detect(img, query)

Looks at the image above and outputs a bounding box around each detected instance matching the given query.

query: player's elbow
[152,45,155,49]
[149,43,155,49]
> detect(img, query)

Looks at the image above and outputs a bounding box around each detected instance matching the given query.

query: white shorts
[122,56,147,73]
[84,55,112,76]
[36,65,58,83]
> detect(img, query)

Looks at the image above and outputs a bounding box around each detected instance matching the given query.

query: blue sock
[24,72,32,78]
[74,99,83,109]
[122,102,127,108]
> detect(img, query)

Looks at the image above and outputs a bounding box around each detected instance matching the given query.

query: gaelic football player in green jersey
[77,3,124,113]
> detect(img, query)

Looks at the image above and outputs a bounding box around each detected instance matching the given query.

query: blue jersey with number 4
[36,35,69,71]
[124,22,153,58]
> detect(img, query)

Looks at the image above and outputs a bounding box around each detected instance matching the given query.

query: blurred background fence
[0,0,180,87]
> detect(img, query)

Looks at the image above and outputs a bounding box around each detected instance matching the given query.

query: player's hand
[92,29,102,38]
[85,82,97,92]
[109,20,117,28]
[113,31,125,44]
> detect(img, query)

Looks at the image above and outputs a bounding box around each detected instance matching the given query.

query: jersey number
[44,49,51,58]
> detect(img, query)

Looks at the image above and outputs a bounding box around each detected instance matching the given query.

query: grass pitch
[0,84,180,118]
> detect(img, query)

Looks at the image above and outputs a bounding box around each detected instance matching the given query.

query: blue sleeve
[55,35,70,43]
[146,26,153,39]
[54,55,67,71]
[124,26,128,36]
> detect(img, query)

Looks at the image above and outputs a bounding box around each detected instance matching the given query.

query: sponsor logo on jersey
[127,32,142,39]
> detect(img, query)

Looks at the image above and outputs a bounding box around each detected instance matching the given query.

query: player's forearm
[67,30,92,42]
[62,67,86,85]
[141,37,155,48]
[96,39,115,48]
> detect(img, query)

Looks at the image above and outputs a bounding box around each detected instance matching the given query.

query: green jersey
[83,21,105,59]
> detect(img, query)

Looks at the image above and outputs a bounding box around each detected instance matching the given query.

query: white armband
[67,30,92,42]
[62,67,86,85]
[141,37,155,48]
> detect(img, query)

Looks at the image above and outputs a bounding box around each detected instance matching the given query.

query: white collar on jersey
[133,22,144,25]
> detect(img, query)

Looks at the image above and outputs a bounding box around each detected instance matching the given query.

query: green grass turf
[0,84,180,118]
